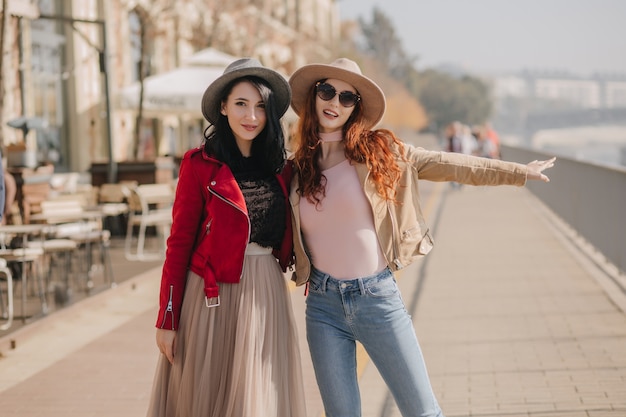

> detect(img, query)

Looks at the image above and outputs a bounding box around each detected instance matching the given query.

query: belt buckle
[205,296,220,308]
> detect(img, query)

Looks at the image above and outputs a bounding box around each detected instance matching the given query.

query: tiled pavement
[1,183,625,417]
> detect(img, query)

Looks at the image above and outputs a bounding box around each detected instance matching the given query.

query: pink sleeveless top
[299,158,387,279]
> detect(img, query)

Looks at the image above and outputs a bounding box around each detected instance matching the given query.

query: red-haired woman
[288,58,555,417]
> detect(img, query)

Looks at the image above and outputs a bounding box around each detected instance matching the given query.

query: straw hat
[201,58,291,125]
[289,58,386,129]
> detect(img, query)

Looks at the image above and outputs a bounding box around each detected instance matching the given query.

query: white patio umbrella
[117,48,296,123]
[117,48,238,115]
[117,65,225,115]
[182,48,238,67]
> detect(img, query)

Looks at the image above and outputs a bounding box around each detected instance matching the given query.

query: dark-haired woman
[146,58,306,417]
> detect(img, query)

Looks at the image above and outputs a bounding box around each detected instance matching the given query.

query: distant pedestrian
[287,57,556,417]
[484,121,501,158]
[472,124,498,159]
[444,121,475,188]
[146,58,306,417]
[444,121,463,153]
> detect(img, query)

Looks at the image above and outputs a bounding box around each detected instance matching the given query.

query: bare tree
[129,1,175,160]
[358,8,416,78]
[183,0,298,70]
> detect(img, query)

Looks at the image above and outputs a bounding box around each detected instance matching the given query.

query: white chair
[32,200,84,295]
[0,258,14,330]
[0,225,48,322]
[97,183,131,236]
[52,221,114,293]
[123,183,174,261]
[0,247,47,321]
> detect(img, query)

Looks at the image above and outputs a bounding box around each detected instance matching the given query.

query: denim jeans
[306,266,444,417]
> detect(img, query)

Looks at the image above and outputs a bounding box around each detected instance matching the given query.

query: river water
[502,124,626,168]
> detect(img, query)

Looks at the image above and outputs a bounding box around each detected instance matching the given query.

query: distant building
[493,70,626,109]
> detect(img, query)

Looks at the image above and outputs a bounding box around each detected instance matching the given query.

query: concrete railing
[501,144,626,276]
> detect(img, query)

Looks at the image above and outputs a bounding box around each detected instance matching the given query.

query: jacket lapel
[210,164,247,213]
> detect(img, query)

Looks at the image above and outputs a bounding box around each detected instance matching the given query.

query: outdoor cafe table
[30,206,115,293]
[30,205,104,264]
[29,208,106,225]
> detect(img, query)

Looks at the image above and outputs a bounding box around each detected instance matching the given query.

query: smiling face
[220,80,267,156]
[315,78,357,133]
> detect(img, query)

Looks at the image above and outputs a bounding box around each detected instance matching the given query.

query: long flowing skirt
[146,244,306,417]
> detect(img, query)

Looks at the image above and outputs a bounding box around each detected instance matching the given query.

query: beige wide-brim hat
[201,58,291,125]
[289,58,386,129]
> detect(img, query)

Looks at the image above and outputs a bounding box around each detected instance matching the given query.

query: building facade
[493,70,626,110]
[1,0,340,174]
[492,70,626,137]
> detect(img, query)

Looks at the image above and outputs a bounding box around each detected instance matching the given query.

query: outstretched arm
[526,157,556,182]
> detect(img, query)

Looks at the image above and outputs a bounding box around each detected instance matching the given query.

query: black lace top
[232,158,285,249]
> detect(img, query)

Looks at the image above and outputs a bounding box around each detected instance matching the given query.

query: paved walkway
[1,184,625,417]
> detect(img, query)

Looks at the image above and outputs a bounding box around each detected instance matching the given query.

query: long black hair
[203,76,286,174]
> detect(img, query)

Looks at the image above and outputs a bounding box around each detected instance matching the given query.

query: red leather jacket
[156,147,294,330]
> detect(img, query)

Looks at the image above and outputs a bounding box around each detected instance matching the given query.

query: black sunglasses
[315,81,361,108]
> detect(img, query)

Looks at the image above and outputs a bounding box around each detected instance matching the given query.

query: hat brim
[201,67,291,125]
[289,64,386,129]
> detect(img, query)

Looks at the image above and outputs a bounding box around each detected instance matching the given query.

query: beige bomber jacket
[289,144,528,286]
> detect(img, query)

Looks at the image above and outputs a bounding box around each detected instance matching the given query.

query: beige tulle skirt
[146,244,306,417]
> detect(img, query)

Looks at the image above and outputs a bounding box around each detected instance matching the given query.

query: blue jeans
[306,266,444,417]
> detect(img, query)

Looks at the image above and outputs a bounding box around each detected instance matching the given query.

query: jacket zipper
[208,186,251,279]
[160,285,174,330]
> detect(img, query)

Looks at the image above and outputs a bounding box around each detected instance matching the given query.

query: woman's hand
[156,328,177,364]
[526,157,556,182]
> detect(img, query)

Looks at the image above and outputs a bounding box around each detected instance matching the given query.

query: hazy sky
[336,0,626,76]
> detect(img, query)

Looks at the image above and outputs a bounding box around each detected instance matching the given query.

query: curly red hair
[292,82,405,205]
